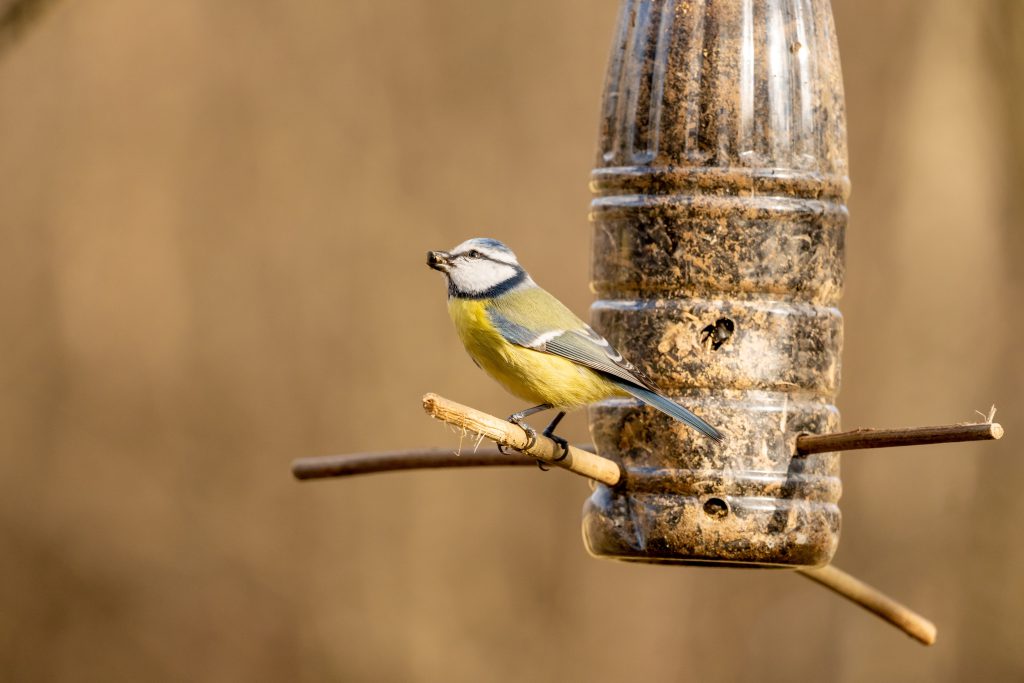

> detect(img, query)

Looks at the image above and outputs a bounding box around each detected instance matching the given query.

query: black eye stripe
[457,251,515,266]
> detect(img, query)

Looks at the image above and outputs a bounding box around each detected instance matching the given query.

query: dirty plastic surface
[583,0,849,567]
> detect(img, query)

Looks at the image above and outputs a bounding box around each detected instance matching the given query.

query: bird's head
[427,238,531,298]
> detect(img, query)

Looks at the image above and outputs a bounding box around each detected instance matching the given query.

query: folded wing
[487,291,723,442]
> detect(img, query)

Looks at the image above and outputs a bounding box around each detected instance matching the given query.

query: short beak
[427,250,452,272]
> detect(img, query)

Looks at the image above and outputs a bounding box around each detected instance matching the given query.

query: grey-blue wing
[486,304,654,390]
[486,295,724,442]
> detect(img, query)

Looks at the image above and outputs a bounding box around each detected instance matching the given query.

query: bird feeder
[582,0,846,568]
[293,0,1003,645]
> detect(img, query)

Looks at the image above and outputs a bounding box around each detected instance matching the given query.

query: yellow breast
[447,297,620,409]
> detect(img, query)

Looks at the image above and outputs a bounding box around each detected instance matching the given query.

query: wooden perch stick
[293,447,538,480]
[421,393,622,486]
[796,422,1003,455]
[796,565,937,645]
[294,409,1005,480]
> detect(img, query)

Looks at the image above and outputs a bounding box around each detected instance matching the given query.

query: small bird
[427,238,723,457]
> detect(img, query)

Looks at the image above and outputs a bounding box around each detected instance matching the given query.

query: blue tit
[427,237,723,454]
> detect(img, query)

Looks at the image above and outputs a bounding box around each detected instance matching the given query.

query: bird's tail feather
[611,379,724,443]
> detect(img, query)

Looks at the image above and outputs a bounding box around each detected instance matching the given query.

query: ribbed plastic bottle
[583,0,848,567]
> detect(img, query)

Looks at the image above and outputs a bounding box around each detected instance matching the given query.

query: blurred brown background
[0,1,1021,680]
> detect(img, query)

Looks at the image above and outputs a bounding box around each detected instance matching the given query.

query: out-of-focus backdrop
[0,1,1021,680]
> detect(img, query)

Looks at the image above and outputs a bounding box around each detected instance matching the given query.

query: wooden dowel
[292,447,535,480]
[292,444,596,480]
[796,565,937,645]
[796,422,1003,455]
[422,393,622,486]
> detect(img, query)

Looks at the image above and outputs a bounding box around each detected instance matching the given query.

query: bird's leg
[497,403,552,455]
[542,411,569,462]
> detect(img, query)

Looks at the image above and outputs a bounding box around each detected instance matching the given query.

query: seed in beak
[427,250,451,272]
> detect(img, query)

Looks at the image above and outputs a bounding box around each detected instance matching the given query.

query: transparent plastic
[583,0,848,567]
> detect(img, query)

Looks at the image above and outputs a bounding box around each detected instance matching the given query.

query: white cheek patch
[449,259,519,294]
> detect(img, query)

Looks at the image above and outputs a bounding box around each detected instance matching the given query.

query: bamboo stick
[421,393,621,486]
[292,447,534,480]
[292,443,599,480]
[796,422,1003,455]
[796,565,937,645]
[294,417,1006,480]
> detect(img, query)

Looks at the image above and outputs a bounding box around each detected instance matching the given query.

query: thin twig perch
[796,421,1002,455]
[797,565,937,645]
[293,447,538,479]
[293,404,1004,483]
[292,444,598,480]
[421,393,621,486]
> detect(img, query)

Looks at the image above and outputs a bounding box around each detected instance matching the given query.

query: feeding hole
[699,318,735,350]
[703,497,730,519]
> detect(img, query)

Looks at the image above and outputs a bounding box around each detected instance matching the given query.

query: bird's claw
[503,405,564,473]
[505,416,538,452]
[535,426,569,471]
[546,433,570,462]
[503,420,547,469]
